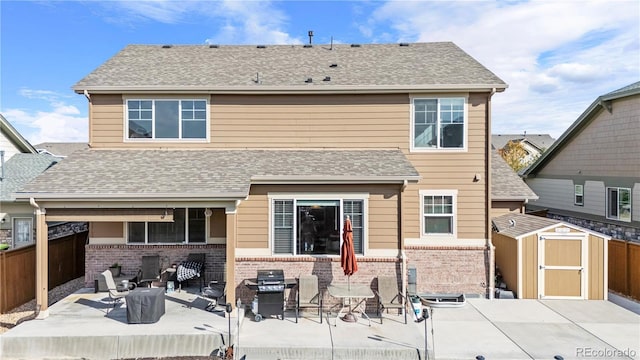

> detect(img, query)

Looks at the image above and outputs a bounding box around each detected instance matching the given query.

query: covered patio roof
[16,149,420,201]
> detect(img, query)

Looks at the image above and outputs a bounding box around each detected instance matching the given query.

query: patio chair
[374,276,407,324]
[202,280,226,312]
[295,275,323,324]
[101,269,130,313]
[138,255,161,287]
[177,253,206,292]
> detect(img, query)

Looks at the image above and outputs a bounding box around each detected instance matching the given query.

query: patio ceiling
[45,208,174,222]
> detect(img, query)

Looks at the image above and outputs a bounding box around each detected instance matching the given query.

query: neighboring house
[0,114,37,161]
[522,81,640,242]
[1,114,60,248]
[16,42,507,313]
[34,142,89,158]
[492,133,555,165]
[491,150,538,217]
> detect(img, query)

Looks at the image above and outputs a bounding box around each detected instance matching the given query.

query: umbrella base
[341,312,357,322]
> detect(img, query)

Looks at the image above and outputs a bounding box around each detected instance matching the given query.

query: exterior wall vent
[162,45,172,49]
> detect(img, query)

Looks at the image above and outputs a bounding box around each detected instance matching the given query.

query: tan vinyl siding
[521,234,538,299]
[491,201,524,217]
[588,234,605,300]
[404,92,488,240]
[237,184,400,250]
[89,222,124,238]
[90,95,124,148]
[492,232,519,293]
[538,95,640,178]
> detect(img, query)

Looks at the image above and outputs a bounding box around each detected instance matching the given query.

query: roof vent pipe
[308,30,313,45]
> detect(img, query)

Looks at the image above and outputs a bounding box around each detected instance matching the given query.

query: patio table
[327,283,374,326]
[126,287,165,324]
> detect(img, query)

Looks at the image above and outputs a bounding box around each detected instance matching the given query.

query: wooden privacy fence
[608,239,640,301]
[0,231,87,314]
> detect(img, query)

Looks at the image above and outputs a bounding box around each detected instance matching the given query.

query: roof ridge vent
[399,43,410,47]
[257,45,267,49]
[350,44,361,48]
[209,44,219,48]
[162,45,172,49]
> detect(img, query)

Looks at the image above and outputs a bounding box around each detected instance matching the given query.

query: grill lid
[257,269,284,284]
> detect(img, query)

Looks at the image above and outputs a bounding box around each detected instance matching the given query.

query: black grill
[255,269,285,320]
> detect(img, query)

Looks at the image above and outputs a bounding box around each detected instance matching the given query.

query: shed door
[538,234,586,299]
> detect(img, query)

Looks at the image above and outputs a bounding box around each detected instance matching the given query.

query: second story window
[127,99,207,140]
[412,97,466,151]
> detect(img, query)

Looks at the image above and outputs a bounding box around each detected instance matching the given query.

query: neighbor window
[126,99,207,140]
[13,218,33,247]
[271,197,365,256]
[606,187,631,222]
[574,185,584,206]
[421,190,457,236]
[412,98,466,150]
[127,208,207,243]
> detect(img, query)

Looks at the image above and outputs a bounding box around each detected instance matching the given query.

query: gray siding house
[522,81,640,242]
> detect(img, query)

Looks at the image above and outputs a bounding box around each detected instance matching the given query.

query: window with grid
[574,184,584,206]
[126,99,207,140]
[413,98,466,150]
[421,192,456,235]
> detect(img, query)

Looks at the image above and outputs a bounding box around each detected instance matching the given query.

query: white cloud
[4,89,87,145]
[366,0,640,138]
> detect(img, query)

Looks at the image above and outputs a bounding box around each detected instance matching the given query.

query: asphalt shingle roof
[491,134,555,152]
[492,213,561,238]
[18,149,420,199]
[34,142,89,157]
[73,43,506,91]
[491,151,538,201]
[1,154,60,201]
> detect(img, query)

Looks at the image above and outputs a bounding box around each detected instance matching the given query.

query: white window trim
[606,187,632,222]
[419,189,458,240]
[410,95,468,153]
[268,193,369,256]
[13,217,34,247]
[123,97,210,142]
[574,184,584,206]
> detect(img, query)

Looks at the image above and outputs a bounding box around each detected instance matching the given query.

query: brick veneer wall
[405,246,489,297]
[85,244,226,287]
[235,257,400,312]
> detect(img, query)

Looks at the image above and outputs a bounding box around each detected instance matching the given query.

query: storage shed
[492,213,609,300]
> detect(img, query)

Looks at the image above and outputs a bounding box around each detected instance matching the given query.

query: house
[15,42,507,315]
[0,114,60,248]
[522,81,640,242]
[491,150,538,217]
[492,133,555,166]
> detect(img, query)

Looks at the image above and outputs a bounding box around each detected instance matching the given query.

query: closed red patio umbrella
[340,216,358,287]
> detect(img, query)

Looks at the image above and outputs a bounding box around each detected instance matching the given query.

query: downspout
[487,89,496,300]
[400,180,408,306]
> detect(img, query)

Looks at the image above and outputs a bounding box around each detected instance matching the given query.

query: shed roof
[73,42,507,93]
[492,213,563,238]
[17,149,420,200]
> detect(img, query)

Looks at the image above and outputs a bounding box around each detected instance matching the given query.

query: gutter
[15,192,249,202]
[74,84,508,95]
[250,175,421,184]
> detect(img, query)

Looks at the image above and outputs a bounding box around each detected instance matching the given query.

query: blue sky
[1,0,639,145]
